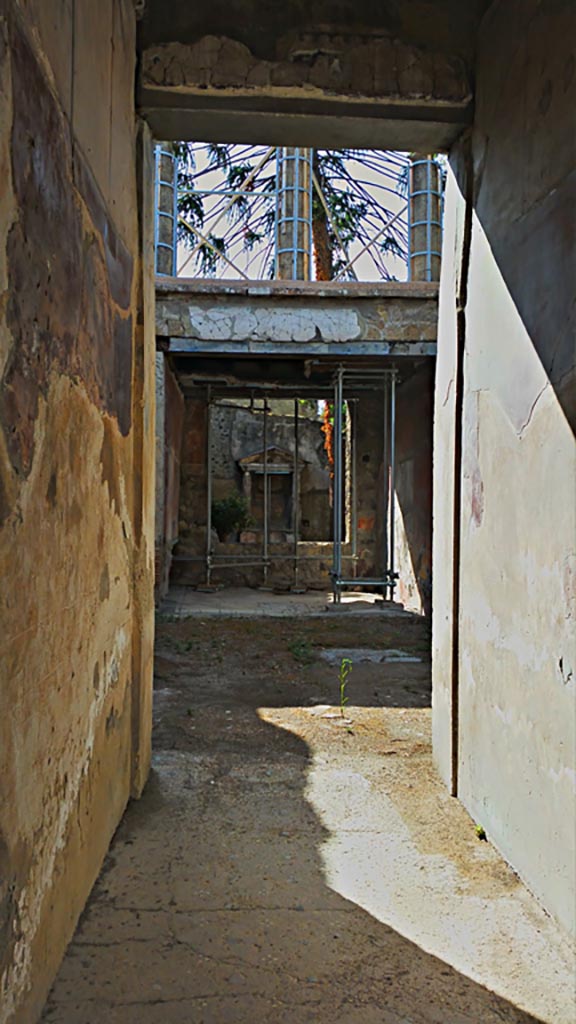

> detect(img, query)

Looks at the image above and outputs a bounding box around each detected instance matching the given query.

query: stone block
[210,38,254,88]
[269,61,308,88]
[238,530,257,543]
[395,43,434,98]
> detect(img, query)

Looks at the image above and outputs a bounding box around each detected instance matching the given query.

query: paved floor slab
[161,585,409,619]
[42,613,575,1023]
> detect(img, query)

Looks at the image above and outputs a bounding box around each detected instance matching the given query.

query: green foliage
[207,143,232,171]
[211,492,253,541]
[174,142,204,240]
[196,233,227,276]
[380,235,404,258]
[322,400,346,427]
[321,189,368,245]
[339,657,353,716]
[243,228,263,252]
[287,637,314,666]
[178,190,204,231]
[175,143,416,279]
[475,824,487,841]
[168,637,195,654]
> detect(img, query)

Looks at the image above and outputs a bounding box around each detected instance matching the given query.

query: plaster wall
[155,353,166,558]
[433,0,576,936]
[353,394,384,580]
[154,355,184,600]
[395,364,434,616]
[177,395,208,570]
[354,386,433,615]
[431,154,466,788]
[0,2,154,1020]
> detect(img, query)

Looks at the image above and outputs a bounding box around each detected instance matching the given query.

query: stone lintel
[156,279,438,355]
[139,34,472,148]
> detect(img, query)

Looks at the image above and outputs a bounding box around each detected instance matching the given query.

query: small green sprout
[339,657,353,717]
[475,824,487,841]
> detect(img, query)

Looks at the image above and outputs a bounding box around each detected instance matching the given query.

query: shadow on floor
[42,615,545,1024]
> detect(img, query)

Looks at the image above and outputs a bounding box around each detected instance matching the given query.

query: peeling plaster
[142,33,472,104]
[0,5,150,1020]
[185,305,363,344]
[1,624,130,1024]
[156,287,438,349]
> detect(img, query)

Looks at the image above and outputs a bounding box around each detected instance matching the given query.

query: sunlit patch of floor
[43,613,574,1024]
[261,704,575,1023]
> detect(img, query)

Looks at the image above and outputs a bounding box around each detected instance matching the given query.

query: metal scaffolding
[154,146,445,284]
[330,367,398,603]
[204,391,301,588]
[199,372,398,602]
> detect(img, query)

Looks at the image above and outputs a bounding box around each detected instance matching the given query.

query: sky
[175,145,411,283]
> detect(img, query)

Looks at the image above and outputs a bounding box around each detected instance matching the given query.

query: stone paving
[42,611,576,1023]
[161,585,409,619]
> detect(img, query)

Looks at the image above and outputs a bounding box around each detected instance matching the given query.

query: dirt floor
[42,608,575,1023]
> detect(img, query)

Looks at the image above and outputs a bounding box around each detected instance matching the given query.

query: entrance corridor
[42,608,575,1023]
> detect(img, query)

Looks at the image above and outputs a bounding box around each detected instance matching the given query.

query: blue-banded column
[274,148,313,280]
[154,144,178,276]
[408,156,443,282]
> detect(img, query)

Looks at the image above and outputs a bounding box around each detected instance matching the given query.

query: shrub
[212,492,253,541]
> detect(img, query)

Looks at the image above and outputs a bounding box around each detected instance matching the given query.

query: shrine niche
[238,446,302,542]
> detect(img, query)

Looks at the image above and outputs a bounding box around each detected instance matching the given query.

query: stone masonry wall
[173,387,432,602]
[0,2,154,1020]
[433,0,576,937]
[209,405,331,539]
[175,401,336,589]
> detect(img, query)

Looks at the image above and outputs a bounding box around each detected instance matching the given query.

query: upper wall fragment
[139,30,473,150]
